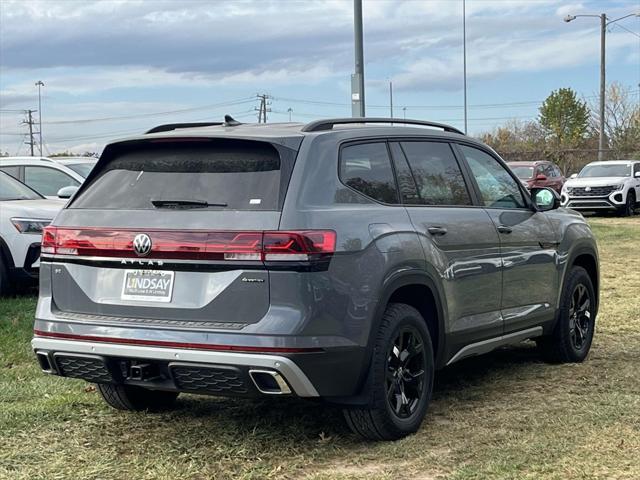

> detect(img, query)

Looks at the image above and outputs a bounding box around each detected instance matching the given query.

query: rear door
[48,138,297,327]
[389,140,503,350]
[457,144,558,334]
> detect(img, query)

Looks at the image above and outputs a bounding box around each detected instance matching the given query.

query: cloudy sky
[1,0,638,154]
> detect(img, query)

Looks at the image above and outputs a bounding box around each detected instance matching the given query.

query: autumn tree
[538,88,590,171]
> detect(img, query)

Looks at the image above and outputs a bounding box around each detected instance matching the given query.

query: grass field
[1,216,638,480]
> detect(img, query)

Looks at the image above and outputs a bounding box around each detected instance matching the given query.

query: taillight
[263,231,336,261]
[39,228,336,263]
[41,226,57,254]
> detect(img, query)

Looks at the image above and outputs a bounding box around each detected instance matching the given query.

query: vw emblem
[133,233,152,257]
[585,186,592,192]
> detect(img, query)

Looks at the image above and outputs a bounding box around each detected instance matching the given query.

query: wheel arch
[370,270,448,369]
[565,247,599,317]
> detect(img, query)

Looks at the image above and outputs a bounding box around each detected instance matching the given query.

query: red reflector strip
[33,330,323,354]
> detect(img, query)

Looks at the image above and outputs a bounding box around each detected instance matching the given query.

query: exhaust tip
[249,369,292,395]
[36,351,56,374]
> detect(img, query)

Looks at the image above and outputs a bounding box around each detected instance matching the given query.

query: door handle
[497,225,513,234]
[427,226,448,236]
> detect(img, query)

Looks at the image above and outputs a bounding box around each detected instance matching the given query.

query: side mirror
[531,187,560,212]
[635,171,640,178]
[570,173,578,179]
[57,186,78,199]
[535,174,547,181]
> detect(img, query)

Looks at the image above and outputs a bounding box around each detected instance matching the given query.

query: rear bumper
[32,336,320,397]
[32,326,368,399]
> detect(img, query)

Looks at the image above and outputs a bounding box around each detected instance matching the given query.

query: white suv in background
[0,157,85,199]
[0,172,64,294]
[561,160,640,216]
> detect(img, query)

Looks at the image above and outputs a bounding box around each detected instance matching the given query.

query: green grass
[1,216,639,479]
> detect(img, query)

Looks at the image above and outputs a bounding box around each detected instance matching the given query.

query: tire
[343,303,434,441]
[619,191,635,217]
[0,254,12,296]
[97,384,179,411]
[538,266,596,363]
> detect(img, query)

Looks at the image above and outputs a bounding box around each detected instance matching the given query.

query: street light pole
[352,0,365,117]
[287,107,293,122]
[599,13,606,161]
[564,11,639,161]
[463,0,468,134]
[35,80,44,156]
[389,80,393,118]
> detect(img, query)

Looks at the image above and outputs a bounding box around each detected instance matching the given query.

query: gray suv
[32,117,599,440]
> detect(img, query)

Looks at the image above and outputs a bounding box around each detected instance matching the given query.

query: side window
[339,143,399,204]
[0,166,20,179]
[459,145,526,209]
[553,165,563,177]
[24,166,80,196]
[634,163,640,175]
[400,141,471,206]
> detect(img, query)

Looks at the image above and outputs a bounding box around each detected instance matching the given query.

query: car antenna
[224,115,242,127]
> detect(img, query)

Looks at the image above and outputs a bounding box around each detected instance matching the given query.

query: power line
[42,97,255,125]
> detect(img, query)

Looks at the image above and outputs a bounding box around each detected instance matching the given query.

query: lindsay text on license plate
[121,270,174,302]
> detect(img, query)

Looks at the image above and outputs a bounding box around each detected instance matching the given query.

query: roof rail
[300,117,464,135]
[145,122,223,134]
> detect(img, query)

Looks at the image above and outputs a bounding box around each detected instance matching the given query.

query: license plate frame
[121,269,175,303]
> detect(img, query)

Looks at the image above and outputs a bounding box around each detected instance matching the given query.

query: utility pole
[255,94,271,123]
[463,0,468,134]
[351,0,365,117]
[21,110,37,156]
[402,106,407,119]
[389,80,393,118]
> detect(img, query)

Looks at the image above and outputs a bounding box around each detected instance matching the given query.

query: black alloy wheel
[385,326,427,419]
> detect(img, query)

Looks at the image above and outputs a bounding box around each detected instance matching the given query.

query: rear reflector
[41,226,336,262]
[33,329,323,353]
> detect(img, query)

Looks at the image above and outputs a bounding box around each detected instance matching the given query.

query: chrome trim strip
[32,337,319,397]
[446,326,543,366]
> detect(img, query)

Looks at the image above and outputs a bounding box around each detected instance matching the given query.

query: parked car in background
[507,160,565,193]
[0,171,64,294]
[561,160,640,216]
[51,157,98,178]
[0,157,84,199]
[32,117,600,441]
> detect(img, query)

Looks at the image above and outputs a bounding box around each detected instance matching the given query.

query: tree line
[479,82,640,175]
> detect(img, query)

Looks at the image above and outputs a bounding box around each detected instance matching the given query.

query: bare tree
[589,82,640,159]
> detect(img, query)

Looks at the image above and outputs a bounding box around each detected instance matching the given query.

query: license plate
[121,270,174,302]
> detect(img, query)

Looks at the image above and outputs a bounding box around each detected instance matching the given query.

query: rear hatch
[45,137,300,328]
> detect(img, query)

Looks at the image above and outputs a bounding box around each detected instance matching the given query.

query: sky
[0,0,638,155]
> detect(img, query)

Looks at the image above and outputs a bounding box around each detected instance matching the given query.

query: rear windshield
[71,140,284,211]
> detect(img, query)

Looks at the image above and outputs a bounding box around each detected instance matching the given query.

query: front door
[458,144,559,334]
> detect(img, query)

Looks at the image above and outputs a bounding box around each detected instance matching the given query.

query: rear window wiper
[151,199,228,209]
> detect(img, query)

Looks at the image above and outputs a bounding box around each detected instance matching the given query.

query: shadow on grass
[100,343,545,446]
